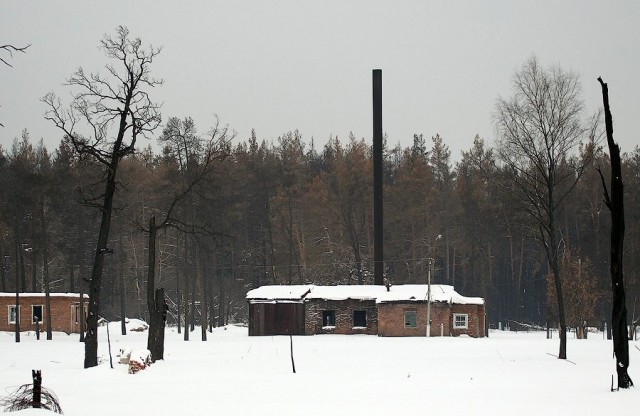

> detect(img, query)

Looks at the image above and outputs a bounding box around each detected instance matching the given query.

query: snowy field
[1,322,638,415]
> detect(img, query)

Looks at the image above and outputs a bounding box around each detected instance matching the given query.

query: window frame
[453,313,469,329]
[322,310,336,327]
[404,310,418,328]
[73,303,80,324]
[353,310,367,328]
[8,305,20,324]
[32,304,44,324]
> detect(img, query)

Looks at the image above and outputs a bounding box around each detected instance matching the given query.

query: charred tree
[597,77,633,389]
[146,216,167,362]
[43,26,162,368]
[144,120,230,356]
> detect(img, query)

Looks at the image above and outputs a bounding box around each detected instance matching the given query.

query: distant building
[246,284,485,338]
[0,293,88,334]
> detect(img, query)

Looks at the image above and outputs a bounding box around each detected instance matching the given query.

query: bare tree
[597,77,633,389]
[144,116,231,358]
[494,56,598,359]
[42,26,162,368]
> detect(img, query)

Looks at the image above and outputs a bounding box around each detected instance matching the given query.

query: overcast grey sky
[2,1,639,159]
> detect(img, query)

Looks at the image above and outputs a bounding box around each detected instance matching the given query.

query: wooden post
[290,335,296,374]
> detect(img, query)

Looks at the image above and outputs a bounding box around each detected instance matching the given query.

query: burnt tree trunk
[32,370,41,409]
[598,77,633,389]
[84,162,118,368]
[146,216,167,362]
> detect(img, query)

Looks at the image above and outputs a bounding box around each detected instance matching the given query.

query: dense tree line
[1,126,639,333]
[1,30,638,339]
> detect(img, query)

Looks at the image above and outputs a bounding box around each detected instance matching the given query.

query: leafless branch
[0,43,30,67]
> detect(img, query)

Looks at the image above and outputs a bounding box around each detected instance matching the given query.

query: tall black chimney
[372,69,384,285]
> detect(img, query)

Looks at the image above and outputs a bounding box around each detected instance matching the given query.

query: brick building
[376,285,485,337]
[0,293,88,334]
[304,286,380,335]
[246,284,485,337]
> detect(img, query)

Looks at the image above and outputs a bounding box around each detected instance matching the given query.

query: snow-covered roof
[305,285,383,301]
[246,284,483,305]
[376,284,484,305]
[246,285,313,301]
[0,292,89,298]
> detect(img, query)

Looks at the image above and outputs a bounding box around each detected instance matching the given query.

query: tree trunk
[84,164,118,368]
[598,77,633,388]
[41,196,52,340]
[182,234,189,340]
[1,247,7,293]
[119,232,126,336]
[69,266,74,293]
[14,236,21,343]
[31,249,37,293]
[19,238,26,293]
[32,370,42,409]
[196,243,207,341]
[79,263,85,342]
[189,237,196,332]
[548,222,567,359]
[146,216,167,362]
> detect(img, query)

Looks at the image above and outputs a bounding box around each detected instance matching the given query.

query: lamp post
[426,234,442,337]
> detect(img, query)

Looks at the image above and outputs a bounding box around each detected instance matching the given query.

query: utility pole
[426,235,442,337]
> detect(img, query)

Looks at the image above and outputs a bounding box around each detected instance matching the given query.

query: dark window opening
[322,310,336,327]
[353,310,367,327]
[32,305,43,323]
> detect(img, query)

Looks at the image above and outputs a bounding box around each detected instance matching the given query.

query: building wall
[248,302,305,336]
[378,302,485,338]
[378,302,451,337]
[305,298,378,335]
[0,294,87,334]
[451,304,486,338]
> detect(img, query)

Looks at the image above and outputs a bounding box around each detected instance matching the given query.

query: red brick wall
[378,302,452,336]
[0,294,87,334]
[305,298,378,335]
[451,304,486,338]
[378,302,485,337]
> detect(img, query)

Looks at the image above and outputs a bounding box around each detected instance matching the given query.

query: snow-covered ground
[1,322,638,415]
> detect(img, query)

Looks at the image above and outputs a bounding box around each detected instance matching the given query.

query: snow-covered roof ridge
[0,292,89,298]
[246,284,484,305]
[305,285,385,301]
[246,285,313,301]
[376,284,484,305]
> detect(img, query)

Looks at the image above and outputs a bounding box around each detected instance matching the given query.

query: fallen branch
[546,353,576,365]
[0,370,63,414]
